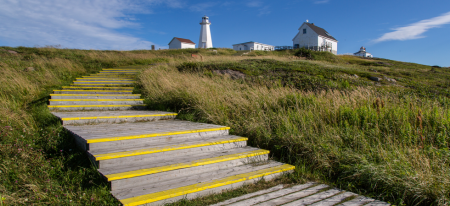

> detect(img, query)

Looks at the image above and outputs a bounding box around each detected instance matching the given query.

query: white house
[232,41,274,51]
[168,37,196,49]
[292,21,338,54]
[354,46,373,58]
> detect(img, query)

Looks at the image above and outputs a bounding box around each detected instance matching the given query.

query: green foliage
[294,48,339,62]
[139,63,450,205]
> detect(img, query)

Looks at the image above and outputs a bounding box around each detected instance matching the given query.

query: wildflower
[55,195,58,197]
[91,198,94,201]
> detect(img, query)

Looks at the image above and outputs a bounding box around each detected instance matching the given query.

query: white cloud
[374,11,450,43]
[0,0,181,50]
[257,6,271,16]
[245,0,270,16]
[189,2,217,12]
[247,0,262,7]
[314,0,330,4]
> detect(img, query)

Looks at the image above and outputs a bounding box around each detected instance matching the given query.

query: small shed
[168,37,196,49]
[232,41,274,51]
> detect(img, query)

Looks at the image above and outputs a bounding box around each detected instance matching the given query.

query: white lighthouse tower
[198,16,213,48]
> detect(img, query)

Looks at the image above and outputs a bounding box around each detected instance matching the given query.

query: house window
[303,29,306,34]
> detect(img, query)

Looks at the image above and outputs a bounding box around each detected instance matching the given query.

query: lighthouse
[198,16,213,48]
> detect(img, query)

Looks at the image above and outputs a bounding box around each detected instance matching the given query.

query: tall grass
[139,65,450,205]
[0,47,168,205]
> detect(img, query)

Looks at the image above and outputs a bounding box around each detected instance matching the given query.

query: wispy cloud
[245,0,271,16]
[374,11,450,43]
[0,0,179,50]
[189,2,217,12]
[314,0,330,4]
[257,6,271,16]
[247,0,262,7]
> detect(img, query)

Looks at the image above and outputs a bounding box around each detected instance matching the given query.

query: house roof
[305,23,337,41]
[232,41,274,46]
[168,37,196,45]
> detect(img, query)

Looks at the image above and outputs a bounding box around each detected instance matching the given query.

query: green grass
[0,46,168,205]
[138,52,450,205]
[1,47,449,205]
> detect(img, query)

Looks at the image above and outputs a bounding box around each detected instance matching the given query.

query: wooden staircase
[49,67,295,206]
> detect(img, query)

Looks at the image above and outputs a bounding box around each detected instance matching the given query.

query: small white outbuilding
[354,46,373,58]
[232,41,274,51]
[168,37,196,49]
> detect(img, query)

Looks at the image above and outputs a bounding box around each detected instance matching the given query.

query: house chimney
[312,23,314,25]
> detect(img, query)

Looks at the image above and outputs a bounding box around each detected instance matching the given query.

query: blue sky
[1,0,449,66]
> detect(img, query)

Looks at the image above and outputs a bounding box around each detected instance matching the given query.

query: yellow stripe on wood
[87,127,231,144]
[53,90,133,92]
[50,94,140,96]
[93,136,245,160]
[49,99,143,101]
[61,113,177,121]
[48,104,146,108]
[120,164,295,206]
[106,149,269,181]
[62,86,133,89]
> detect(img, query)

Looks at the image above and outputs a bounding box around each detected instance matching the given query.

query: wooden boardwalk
[49,67,388,206]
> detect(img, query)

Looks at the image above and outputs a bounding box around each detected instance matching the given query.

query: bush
[294,48,338,62]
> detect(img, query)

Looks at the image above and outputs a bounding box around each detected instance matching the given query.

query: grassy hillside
[138,52,450,205]
[0,46,448,205]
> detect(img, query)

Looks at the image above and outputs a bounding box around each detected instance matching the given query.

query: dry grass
[0,47,170,205]
[139,64,450,205]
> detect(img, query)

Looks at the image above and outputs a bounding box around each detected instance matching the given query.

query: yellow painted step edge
[93,136,243,160]
[78,77,134,79]
[62,87,133,89]
[106,149,269,181]
[87,126,231,144]
[49,99,144,101]
[89,76,136,77]
[76,79,134,81]
[51,94,140,96]
[70,84,133,86]
[100,70,139,71]
[103,68,140,70]
[61,113,177,121]
[48,104,146,108]
[120,164,295,206]
[81,75,136,79]
[53,90,133,92]
[74,81,136,83]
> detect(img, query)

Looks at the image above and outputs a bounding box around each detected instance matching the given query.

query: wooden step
[113,162,294,206]
[51,110,176,125]
[101,148,269,191]
[64,120,230,151]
